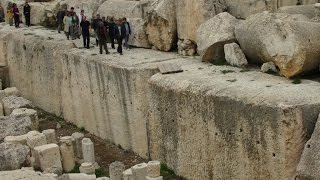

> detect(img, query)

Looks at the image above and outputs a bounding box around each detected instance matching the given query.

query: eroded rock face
[196,12,238,63]
[0,169,57,180]
[0,143,30,171]
[145,0,177,51]
[296,114,320,180]
[235,11,320,78]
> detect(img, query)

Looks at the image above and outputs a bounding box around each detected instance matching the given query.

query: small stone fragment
[4,134,28,145]
[224,43,248,67]
[147,161,161,178]
[42,129,57,144]
[4,87,19,96]
[82,138,95,164]
[109,161,125,180]
[60,136,75,173]
[79,162,95,175]
[132,163,148,180]
[26,131,47,148]
[261,62,278,74]
[123,168,133,180]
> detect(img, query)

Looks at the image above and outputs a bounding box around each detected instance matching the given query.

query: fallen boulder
[0,142,30,171]
[196,12,238,63]
[0,116,32,141]
[235,11,320,78]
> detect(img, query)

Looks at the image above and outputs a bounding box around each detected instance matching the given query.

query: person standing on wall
[6,3,13,26]
[97,21,109,54]
[80,16,90,49]
[108,17,116,49]
[12,3,19,28]
[92,14,102,47]
[0,5,4,22]
[122,17,131,50]
[56,7,66,33]
[23,1,31,27]
[63,11,73,40]
[114,19,126,55]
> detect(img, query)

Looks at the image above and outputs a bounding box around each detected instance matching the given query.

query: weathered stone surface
[0,102,4,116]
[4,134,28,145]
[235,11,320,78]
[79,162,95,175]
[146,176,163,180]
[96,0,142,19]
[26,131,47,148]
[261,62,279,73]
[60,173,96,180]
[147,161,161,178]
[60,136,75,173]
[4,87,19,96]
[145,0,177,51]
[197,12,238,63]
[2,96,33,116]
[43,129,57,144]
[277,4,315,19]
[0,142,30,170]
[224,43,248,67]
[0,169,57,180]
[296,114,320,179]
[96,177,110,180]
[11,108,39,130]
[109,161,125,180]
[32,144,62,173]
[176,0,227,42]
[71,132,84,159]
[0,116,32,141]
[123,168,133,180]
[148,64,320,179]
[82,138,95,164]
[132,163,148,180]
[128,18,151,49]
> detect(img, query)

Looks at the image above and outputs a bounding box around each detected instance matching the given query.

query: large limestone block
[32,144,62,173]
[176,0,227,42]
[2,96,34,116]
[96,0,142,19]
[145,0,177,51]
[0,142,30,171]
[11,108,39,131]
[128,18,151,49]
[196,12,238,63]
[235,11,320,78]
[296,114,320,179]
[0,116,32,141]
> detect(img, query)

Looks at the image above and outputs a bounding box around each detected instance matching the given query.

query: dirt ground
[37,108,184,179]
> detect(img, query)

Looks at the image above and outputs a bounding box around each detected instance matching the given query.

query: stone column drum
[109,161,125,180]
[72,132,84,159]
[132,163,148,180]
[60,136,75,172]
[82,138,95,163]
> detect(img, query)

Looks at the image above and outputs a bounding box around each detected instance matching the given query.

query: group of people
[1,1,31,28]
[57,7,132,55]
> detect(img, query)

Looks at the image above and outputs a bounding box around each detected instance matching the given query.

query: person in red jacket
[12,3,19,28]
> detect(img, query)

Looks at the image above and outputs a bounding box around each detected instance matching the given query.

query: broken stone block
[146,176,163,180]
[82,138,95,164]
[26,131,47,148]
[43,166,63,176]
[109,161,125,180]
[11,108,39,130]
[60,173,96,180]
[197,12,239,63]
[72,132,84,159]
[59,136,75,173]
[0,116,32,141]
[0,142,30,171]
[4,134,28,145]
[79,162,95,175]
[123,168,133,180]
[32,144,62,174]
[132,163,148,180]
[4,87,19,96]
[261,62,278,74]
[224,43,248,67]
[147,161,161,178]
[42,129,57,144]
[2,96,33,116]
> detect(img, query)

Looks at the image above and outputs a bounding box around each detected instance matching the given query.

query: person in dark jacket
[114,19,126,55]
[12,3,19,28]
[108,17,116,49]
[92,14,102,46]
[56,8,66,33]
[23,1,30,27]
[122,17,131,50]
[80,16,90,49]
[97,21,109,54]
